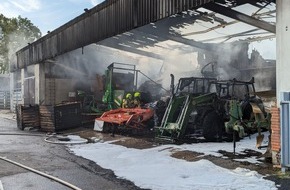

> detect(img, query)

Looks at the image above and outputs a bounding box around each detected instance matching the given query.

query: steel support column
[280,92,290,171]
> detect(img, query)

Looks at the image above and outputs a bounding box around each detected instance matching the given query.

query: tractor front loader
[155,75,225,142]
[155,93,223,142]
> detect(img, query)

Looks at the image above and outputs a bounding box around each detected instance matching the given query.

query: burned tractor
[220,78,271,148]
[155,75,271,146]
[155,76,225,142]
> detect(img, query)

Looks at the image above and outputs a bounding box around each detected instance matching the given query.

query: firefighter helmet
[126,93,132,99]
[134,92,141,98]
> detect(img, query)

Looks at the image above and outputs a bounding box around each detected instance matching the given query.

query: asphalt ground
[0,115,144,190]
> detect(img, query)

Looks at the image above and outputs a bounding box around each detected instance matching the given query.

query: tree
[0,14,41,74]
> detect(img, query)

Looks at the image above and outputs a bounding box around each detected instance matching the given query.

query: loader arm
[155,93,218,142]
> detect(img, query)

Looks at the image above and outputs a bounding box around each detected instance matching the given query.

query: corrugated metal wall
[0,91,10,109]
[12,88,22,112]
[15,0,213,71]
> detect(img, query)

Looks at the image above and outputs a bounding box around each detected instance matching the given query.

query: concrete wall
[276,0,290,104]
[272,0,290,166]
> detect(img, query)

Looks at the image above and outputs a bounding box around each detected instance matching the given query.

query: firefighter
[133,91,141,108]
[122,93,134,108]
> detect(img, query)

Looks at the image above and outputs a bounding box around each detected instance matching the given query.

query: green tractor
[155,76,225,142]
[155,75,271,145]
[79,62,138,114]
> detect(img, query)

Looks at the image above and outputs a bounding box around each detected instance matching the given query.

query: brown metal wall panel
[51,35,58,56]
[15,0,213,71]
[83,17,91,44]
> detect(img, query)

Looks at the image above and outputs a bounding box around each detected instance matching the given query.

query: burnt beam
[98,40,163,60]
[167,35,218,52]
[135,26,219,52]
[203,2,276,33]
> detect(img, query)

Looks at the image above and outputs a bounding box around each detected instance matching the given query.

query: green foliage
[0,14,41,74]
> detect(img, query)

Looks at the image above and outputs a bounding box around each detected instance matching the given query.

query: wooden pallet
[16,105,40,130]
[39,106,55,132]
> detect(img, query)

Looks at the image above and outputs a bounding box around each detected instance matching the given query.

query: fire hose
[0,156,82,190]
[0,133,88,144]
[0,133,87,189]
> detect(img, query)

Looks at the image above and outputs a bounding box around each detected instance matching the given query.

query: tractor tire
[241,102,253,120]
[202,111,224,142]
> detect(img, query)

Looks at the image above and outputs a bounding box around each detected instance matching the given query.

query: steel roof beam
[203,2,276,33]
[97,40,163,60]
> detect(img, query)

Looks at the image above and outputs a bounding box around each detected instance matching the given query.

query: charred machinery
[155,75,271,147]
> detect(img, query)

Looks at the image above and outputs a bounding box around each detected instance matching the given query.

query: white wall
[276,0,290,105]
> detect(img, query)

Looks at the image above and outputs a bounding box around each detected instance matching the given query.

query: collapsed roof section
[14,0,275,72]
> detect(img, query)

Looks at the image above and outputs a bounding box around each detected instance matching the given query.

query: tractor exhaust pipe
[170,74,175,96]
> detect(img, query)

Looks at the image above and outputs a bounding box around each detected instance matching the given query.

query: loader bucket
[249,103,266,148]
[256,133,264,148]
[262,135,272,159]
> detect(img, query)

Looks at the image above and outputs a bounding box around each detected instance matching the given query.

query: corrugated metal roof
[14,0,213,71]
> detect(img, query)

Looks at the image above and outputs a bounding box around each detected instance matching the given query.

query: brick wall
[271,106,280,165]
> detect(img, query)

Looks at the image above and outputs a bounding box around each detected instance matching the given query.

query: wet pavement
[0,113,142,190]
[1,110,290,190]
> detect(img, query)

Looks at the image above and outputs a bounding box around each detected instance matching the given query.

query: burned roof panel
[14,0,213,71]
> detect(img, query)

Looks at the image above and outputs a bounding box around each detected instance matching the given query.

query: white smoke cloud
[8,30,37,71]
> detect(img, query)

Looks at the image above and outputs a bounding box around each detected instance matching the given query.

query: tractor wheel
[241,102,253,120]
[202,111,224,142]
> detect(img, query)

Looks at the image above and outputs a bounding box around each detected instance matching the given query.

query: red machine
[94,108,154,131]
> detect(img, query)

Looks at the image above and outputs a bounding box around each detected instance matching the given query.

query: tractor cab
[102,62,138,110]
[175,77,217,96]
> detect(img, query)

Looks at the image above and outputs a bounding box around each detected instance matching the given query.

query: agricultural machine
[94,62,165,133]
[102,62,138,110]
[80,62,162,113]
[155,75,271,148]
[102,62,166,110]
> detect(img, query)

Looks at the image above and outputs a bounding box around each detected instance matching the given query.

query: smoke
[48,41,201,99]
[8,31,37,71]
[215,42,276,91]
[51,44,148,78]
[214,42,249,80]
[51,44,107,78]
[249,50,276,91]
[49,44,163,97]
[48,35,274,102]
[158,50,199,89]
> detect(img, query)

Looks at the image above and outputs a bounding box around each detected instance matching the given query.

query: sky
[69,132,278,190]
[0,0,104,35]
